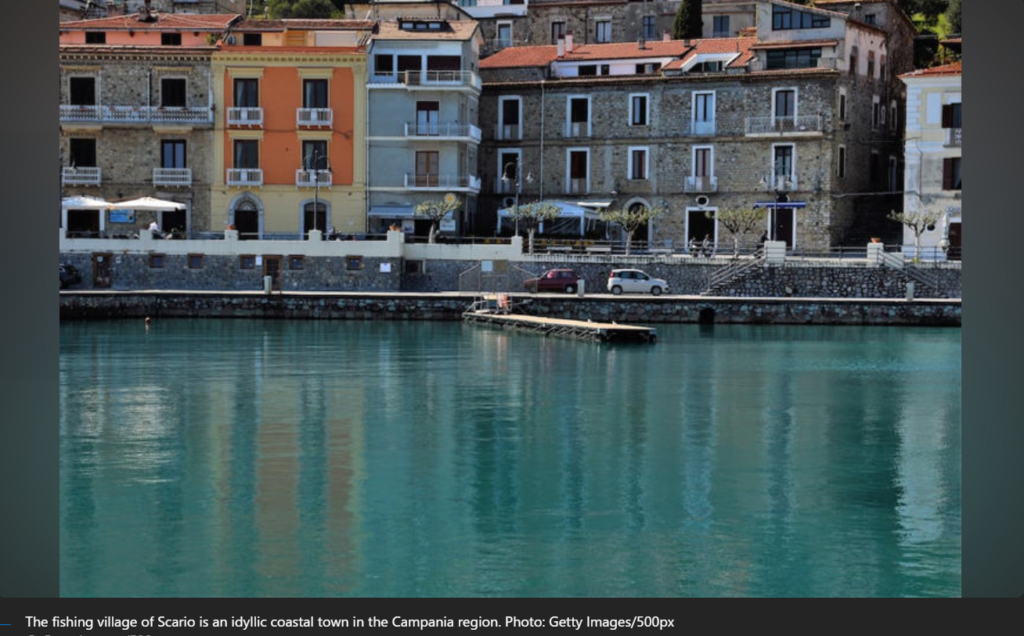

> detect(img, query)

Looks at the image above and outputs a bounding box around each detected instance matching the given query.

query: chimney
[565,31,573,53]
[557,37,564,58]
[638,38,646,51]
[663,31,671,42]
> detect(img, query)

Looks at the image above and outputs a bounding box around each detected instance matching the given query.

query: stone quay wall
[59,292,961,327]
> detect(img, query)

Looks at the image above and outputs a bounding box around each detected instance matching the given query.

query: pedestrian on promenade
[701,235,712,258]
[689,236,699,256]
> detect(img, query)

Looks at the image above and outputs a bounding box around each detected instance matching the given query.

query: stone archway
[229,192,263,240]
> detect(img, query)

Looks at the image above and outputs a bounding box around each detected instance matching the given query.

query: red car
[524,269,580,293]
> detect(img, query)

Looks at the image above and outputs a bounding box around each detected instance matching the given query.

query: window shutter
[941,104,953,128]
[942,158,953,190]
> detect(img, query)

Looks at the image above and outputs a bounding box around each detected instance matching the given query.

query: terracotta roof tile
[60,13,241,31]
[899,61,961,78]
[663,37,756,70]
[234,19,375,32]
[482,40,690,68]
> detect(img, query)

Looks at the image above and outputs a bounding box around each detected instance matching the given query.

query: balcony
[566,178,588,195]
[296,169,332,188]
[689,120,717,136]
[564,122,590,138]
[369,71,482,92]
[685,175,718,193]
[227,168,263,187]
[62,166,101,186]
[404,173,481,193]
[297,108,333,128]
[766,175,798,191]
[945,127,961,147]
[227,107,264,127]
[404,122,482,143]
[746,115,822,136]
[496,124,521,140]
[60,104,213,125]
[458,0,529,19]
[153,168,192,187]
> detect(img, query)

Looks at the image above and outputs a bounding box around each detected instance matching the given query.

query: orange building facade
[211,26,369,238]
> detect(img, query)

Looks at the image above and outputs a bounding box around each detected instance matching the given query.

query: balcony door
[568,150,588,194]
[416,151,439,187]
[234,140,259,169]
[161,140,186,169]
[773,89,796,129]
[303,79,328,109]
[417,101,440,136]
[693,92,715,135]
[69,77,96,106]
[234,78,259,108]
[569,98,589,136]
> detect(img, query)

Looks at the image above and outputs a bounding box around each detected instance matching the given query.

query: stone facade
[60,47,217,233]
[59,291,962,326]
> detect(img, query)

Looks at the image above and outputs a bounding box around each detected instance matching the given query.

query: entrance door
[263,256,282,291]
[67,209,100,238]
[948,222,961,260]
[234,204,259,240]
[687,209,715,250]
[770,206,795,248]
[303,202,327,238]
[162,210,186,235]
[92,253,112,288]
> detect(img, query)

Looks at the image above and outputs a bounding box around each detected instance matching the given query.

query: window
[839,89,847,121]
[405,260,424,274]
[188,254,204,269]
[240,255,256,269]
[635,62,661,74]
[942,158,961,190]
[161,140,186,169]
[872,95,880,129]
[628,147,648,180]
[415,151,439,187]
[161,33,182,46]
[69,77,96,105]
[289,255,305,271]
[568,97,589,137]
[398,55,423,73]
[243,33,262,46]
[867,51,875,78]
[693,146,712,178]
[643,16,657,40]
[567,149,588,194]
[773,145,794,181]
[864,14,877,25]
[849,46,858,76]
[161,78,186,108]
[693,91,715,135]
[498,150,520,193]
[234,78,259,107]
[579,65,598,76]
[551,21,566,44]
[234,139,259,169]
[891,102,898,130]
[942,103,962,129]
[630,94,648,126]
[415,101,439,136]
[375,54,394,75]
[347,256,363,270]
[85,32,106,44]
[596,21,611,43]
[880,55,886,81]
[880,100,887,127]
[69,138,97,167]
[888,156,898,192]
[765,48,822,70]
[713,16,730,37]
[772,6,830,30]
[499,96,521,140]
[837,145,846,178]
[497,21,512,48]
[774,89,796,126]
[600,64,610,75]
[302,140,328,170]
[149,254,166,268]
[303,79,328,109]
[690,61,724,73]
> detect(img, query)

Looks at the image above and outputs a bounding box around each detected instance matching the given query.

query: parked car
[60,263,81,289]
[524,269,580,293]
[607,269,668,296]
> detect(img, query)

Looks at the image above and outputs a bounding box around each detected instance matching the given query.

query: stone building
[365,18,484,234]
[899,60,961,260]
[59,12,240,236]
[478,0,903,251]
[106,0,244,14]
[60,0,109,21]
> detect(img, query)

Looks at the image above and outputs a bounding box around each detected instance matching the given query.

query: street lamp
[306,147,331,239]
[501,160,533,237]
[759,173,791,243]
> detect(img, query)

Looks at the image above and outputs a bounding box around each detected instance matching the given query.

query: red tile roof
[234,19,375,32]
[60,13,241,31]
[899,61,962,78]
[481,40,690,68]
[942,37,962,44]
[663,37,756,70]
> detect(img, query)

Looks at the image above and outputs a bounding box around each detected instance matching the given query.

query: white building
[900,61,961,260]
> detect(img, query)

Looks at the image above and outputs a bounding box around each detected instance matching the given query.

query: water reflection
[60,321,961,597]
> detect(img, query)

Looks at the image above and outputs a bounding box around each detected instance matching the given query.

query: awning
[61,196,109,210]
[108,196,186,211]
[574,200,613,209]
[368,205,414,218]
[753,201,807,208]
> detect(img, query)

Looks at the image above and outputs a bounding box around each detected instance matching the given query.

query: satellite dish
[444,192,456,204]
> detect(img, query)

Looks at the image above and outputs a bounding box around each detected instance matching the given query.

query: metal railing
[745,115,822,135]
[566,178,588,194]
[62,166,101,185]
[226,168,263,186]
[60,104,213,124]
[296,169,332,188]
[690,120,717,136]
[874,246,947,296]
[684,175,718,193]
[703,248,765,294]
[945,127,961,147]
[371,71,481,90]
[227,107,263,127]
[496,124,520,140]
[404,173,481,191]
[297,108,333,127]
[404,122,482,141]
[564,121,589,138]
[153,168,192,187]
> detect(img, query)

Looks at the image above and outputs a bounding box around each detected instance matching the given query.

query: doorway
[263,255,282,291]
[687,209,715,250]
[92,253,112,288]
[769,206,795,248]
[234,204,259,239]
[67,209,100,238]
[947,222,961,260]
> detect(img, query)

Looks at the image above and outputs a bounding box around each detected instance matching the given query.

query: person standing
[701,234,712,258]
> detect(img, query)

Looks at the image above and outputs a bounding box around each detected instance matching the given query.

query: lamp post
[307,147,331,239]
[759,173,790,243]
[501,160,533,237]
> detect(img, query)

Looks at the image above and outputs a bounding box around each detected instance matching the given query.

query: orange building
[211,20,372,238]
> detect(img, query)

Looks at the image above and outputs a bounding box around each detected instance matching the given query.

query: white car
[607,269,668,296]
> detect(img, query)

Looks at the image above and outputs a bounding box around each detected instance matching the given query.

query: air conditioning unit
[695,195,710,207]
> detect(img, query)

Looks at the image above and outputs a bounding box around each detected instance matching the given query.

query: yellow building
[211,20,372,238]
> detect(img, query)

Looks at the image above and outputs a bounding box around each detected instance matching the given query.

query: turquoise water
[59,320,961,597]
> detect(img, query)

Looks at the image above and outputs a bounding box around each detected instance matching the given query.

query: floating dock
[463,309,656,344]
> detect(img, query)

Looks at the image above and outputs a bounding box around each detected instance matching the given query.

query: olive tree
[889,208,943,261]
[599,204,668,255]
[706,207,768,258]
[414,198,462,244]
[506,202,561,254]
